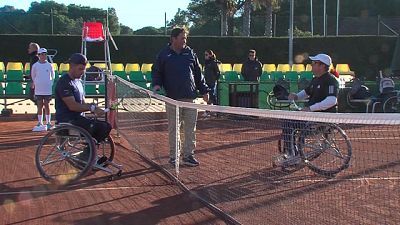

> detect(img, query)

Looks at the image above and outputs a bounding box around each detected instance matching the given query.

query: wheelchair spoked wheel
[383,95,400,113]
[35,124,96,185]
[267,91,290,109]
[296,123,352,176]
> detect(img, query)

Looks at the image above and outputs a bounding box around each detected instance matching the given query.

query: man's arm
[50,64,55,80]
[308,96,337,111]
[151,52,164,91]
[31,63,37,88]
[62,96,104,115]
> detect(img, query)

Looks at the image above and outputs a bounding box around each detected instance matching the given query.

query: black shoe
[183,156,199,167]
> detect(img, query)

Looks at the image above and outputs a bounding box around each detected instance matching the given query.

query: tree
[120,24,134,35]
[168,8,191,29]
[133,26,164,35]
[252,0,282,37]
[242,0,252,36]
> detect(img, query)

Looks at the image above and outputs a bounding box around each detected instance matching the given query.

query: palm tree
[242,0,252,36]
[253,0,282,37]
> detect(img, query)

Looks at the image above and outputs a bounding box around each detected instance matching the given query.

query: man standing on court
[31,48,55,131]
[152,27,209,167]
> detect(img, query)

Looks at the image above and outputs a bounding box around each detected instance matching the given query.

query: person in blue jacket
[152,27,209,167]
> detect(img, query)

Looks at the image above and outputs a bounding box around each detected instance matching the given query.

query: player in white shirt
[31,48,55,131]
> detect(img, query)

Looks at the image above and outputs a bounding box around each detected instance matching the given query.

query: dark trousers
[207,82,217,105]
[69,116,112,143]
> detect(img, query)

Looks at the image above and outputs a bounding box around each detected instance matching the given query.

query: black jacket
[151,44,209,100]
[241,58,262,81]
[203,58,221,85]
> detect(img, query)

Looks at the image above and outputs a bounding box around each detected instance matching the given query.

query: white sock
[37,114,43,125]
[45,114,51,125]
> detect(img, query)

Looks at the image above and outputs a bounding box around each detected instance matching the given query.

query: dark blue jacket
[151,44,209,100]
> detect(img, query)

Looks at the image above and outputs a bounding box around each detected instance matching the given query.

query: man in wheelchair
[54,53,111,162]
[281,53,339,160]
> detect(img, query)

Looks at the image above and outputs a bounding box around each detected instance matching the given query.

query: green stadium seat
[5,82,24,96]
[262,64,276,73]
[285,71,299,93]
[24,62,30,77]
[300,71,313,80]
[85,84,98,96]
[93,63,108,70]
[0,83,4,96]
[125,63,140,73]
[285,71,299,81]
[52,63,60,80]
[233,64,242,73]
[141,63,152,74]
[276,64,291,72]
[0,62,4,81]
[224,71,240,81]
[219,63,233,75]
[59,63,70,75]
[6,62,24,81]
[291,64,305,72]
[271,71,284,80]
[260,73,271,81]
[98,84,105,95]
[145,73,152,82]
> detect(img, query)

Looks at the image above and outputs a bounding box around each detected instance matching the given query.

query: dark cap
[68,53,87,65]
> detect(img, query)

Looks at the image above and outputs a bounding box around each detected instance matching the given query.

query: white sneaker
[32,124,47,132]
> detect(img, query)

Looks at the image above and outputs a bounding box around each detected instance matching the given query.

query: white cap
[309,54,332,66]
[38,48,47,54]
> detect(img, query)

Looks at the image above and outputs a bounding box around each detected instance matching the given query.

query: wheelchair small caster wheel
[117,170,122,177]
[108,175,114,181]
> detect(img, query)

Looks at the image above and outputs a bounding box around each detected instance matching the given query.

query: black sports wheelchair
[35,120,123,185]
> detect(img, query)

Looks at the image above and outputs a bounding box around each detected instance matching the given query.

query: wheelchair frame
[274,121,352,176]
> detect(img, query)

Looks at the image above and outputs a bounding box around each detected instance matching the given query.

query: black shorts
[35,95,52,102]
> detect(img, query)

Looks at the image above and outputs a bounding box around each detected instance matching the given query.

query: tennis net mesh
[112,77,400,225]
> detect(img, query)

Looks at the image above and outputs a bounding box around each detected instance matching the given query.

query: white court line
[350,137,400,140]
[0,186,146,196]
[283,176,400,184]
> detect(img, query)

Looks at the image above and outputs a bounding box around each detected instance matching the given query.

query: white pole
[289,0,294,65]
[310,0,314,36]
[336,0,340,36]
[323,0,327,36]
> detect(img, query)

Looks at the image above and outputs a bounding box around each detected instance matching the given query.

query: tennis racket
[104,87,151,112]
